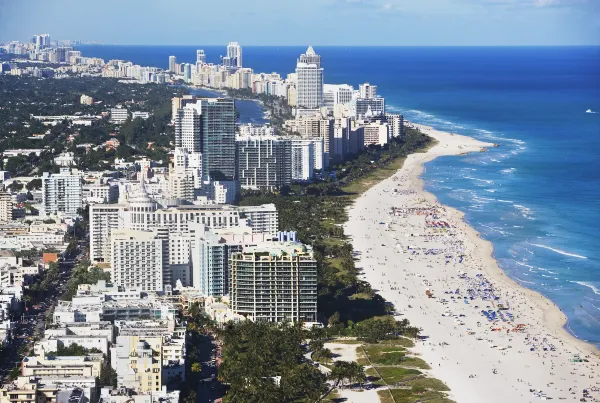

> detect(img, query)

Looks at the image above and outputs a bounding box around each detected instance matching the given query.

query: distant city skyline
[1,0,599,46]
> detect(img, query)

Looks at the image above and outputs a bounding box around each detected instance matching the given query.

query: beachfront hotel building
[359,82,377,99]
[229,242,318,322]
[296,46,324,110]
[355,97,385,119]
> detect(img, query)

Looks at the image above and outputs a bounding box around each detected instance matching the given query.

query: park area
[350,338,455,403]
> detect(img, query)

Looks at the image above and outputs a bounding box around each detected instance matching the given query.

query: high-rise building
[196,49,206,64]
[385,113,404,138]
[56,46,71,63]
[190,224,230,297]
[42,168,83,217]
[230,242,318,322]
[110,229,164,292]
[236,135,292,191]
[290,138,315,181]
[182,63,191,83]
[296,46,324,110]
[90,204,121,263]
[174,104,201,153]
[323,84,354,110]
[355,97,385,119]
[0,192,13,222]
[363,121,390,147]
[168,56,177,73]
[199,98,236,181]
[223,42,242,68]
[238,204,279,238]
[89,185,276,264]
[359,82,377,99]
[171,95,197,122]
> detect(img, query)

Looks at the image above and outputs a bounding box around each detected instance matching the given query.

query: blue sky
[1,0,599,45]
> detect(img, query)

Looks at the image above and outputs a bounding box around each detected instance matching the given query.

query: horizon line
[70,44,600,48]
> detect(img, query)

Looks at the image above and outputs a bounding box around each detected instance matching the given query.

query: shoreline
[345,123,600,402]
[409,123,598,356]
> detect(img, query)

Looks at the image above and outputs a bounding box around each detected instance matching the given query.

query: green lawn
[404,377,450,392]
[377,390,395,403]
[379,337,415,348]
[388,389,455,403]
[399,356,431,370]
[359,345,430,368]
[375,366,423,384]
[342,156,407,196]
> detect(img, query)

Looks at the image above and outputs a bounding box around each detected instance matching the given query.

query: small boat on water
[586,109,594,113]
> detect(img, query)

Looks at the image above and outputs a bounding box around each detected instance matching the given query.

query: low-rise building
[80,95,93,105]
[99,387,179,403]
[22,355,104,378]
[110,107,129,124]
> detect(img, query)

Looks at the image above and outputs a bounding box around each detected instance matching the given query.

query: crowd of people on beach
[349,149,600,402]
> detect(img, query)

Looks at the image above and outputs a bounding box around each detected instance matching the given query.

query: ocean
[76,45,600,345]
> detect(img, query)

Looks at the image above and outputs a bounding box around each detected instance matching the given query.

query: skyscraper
[183,63,191,83]
[200,98,237,181]
[230,242,318,322]
[223,42,242,68]
[174,104,201,153]
[168,55,177,73]
[236,135,292,191]
[196,49,206,64]
[174,99,236,181]
[296,46,324,110]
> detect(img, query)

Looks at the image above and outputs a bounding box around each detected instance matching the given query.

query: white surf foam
[530,243,588,259]
[573,281,600,295]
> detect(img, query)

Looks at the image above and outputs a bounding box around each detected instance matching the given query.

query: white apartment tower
[90,204,121,262]
[169,56,177,73]
[0,192,13,222]
[174,104,201,153]
[290,138,315,181]
[196,49,206,64]
[42,168,83,217]
[296,46,324,109]
[359,82,377,99]
[111,229,164,292]
[190,224,230,296]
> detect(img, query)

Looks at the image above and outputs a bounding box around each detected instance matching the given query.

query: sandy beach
[345,123,600,403]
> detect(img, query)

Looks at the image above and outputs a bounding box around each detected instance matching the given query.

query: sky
[1,0,599,46]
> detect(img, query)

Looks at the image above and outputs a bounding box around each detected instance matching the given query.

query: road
[0,255,78,384]
[195,336,225,403]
